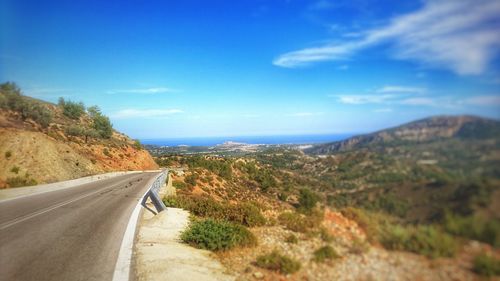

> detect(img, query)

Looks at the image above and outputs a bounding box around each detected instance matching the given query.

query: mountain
[0,82,158,188]
[306,115,500,154]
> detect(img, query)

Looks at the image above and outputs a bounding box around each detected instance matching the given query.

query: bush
[255,251,301,274]
[319,227,334,242]
[444,213,500,247]
[60,99,85,119]
[181,219,257,251]
[184,173,198,186]
[380,224,457,258]
[133,139,143,150]
[312,246,339,262]
[7,176,37,187]
[298,188,320,214]
[285,234,299,244]
[342,207,456,258]
[5,151,12,158]
[473,253,500,277]
[10,166,20,174]
[278,210,323,233]
[172,180,188,190]
[103,148,112,157]
[341,207,384,243]
[1,82,53,127]
[163,195,266,227]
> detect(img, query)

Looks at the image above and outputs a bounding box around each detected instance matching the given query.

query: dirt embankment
[0,127,158,187]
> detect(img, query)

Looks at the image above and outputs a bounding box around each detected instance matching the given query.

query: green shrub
[298,188,320,214]
[285,234,298,244]
[4,151,12,159]
[278,210,323,233]
[162,195,266,227]
[7,176,37,187]
[65,125,85,136]
[473,253,500,277]
[341,207,384,243]
[181,219,257,251]
[103,148,112,157]
[60,99,85,119]
[133,139,143,150]
[444,213,500,247]
[10,166,20,174]
[172,180,188,190]
[255,251,301,274]
[380,225,457,258]
[184,173,198,186]
[229,202,266,227]
[312,245,339,262]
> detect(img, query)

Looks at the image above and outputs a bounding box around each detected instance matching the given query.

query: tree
[92,114,113,138]
[87,105,101,118]
[60,99,85,119]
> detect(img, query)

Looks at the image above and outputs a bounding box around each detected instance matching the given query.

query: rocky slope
[0,84,158,188]
[306,115,500,154]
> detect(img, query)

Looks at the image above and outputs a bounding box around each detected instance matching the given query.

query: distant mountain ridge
[306,115,500,154]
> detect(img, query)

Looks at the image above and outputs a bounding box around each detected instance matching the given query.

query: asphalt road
[0,172,158,281]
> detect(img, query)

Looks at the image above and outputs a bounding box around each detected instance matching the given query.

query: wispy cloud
[400,97,436,106]
[106,87,179,94]
[111,109,183,119]
[332,94,399,104]
[463,95,500,106]
[274,0,500,75]
[376,85,426,94]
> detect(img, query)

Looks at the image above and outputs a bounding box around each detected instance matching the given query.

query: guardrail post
[141,169,168,215]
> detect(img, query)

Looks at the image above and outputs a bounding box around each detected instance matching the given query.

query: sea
[140,134,354,147]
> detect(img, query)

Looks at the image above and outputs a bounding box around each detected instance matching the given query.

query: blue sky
[1,0,499,139]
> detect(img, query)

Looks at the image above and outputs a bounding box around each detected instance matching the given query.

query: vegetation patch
[380,224,457,258]
[255,250,301,274]
[181,219,256,251]
[7,175,37,187]
[444,213,499,247]
[312,245,339,262]
[278,210,323,233]
[163,195,266,227]
[285,234,298,244]
[473,253,500,277]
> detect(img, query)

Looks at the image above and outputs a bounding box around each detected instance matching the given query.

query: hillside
[0,82,158,188]
[150,116,500,280]
[306,115,500,154]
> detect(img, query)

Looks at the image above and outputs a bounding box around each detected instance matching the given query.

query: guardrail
[140,169,168,214]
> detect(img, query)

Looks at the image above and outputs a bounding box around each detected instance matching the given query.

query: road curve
[0,172,159,281]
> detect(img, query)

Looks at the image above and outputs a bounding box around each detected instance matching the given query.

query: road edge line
[112,173,160,281]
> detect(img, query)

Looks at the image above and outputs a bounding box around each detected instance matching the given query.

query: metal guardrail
[141,169,168,215]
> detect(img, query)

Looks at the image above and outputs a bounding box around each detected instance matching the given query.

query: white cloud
[400,97,436,106]
[274,0,500,75]
[111,109,183,119]
[376,85,426,94]
[333,94,399,104]
[464,95,500,106]
[107,87,178,94]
